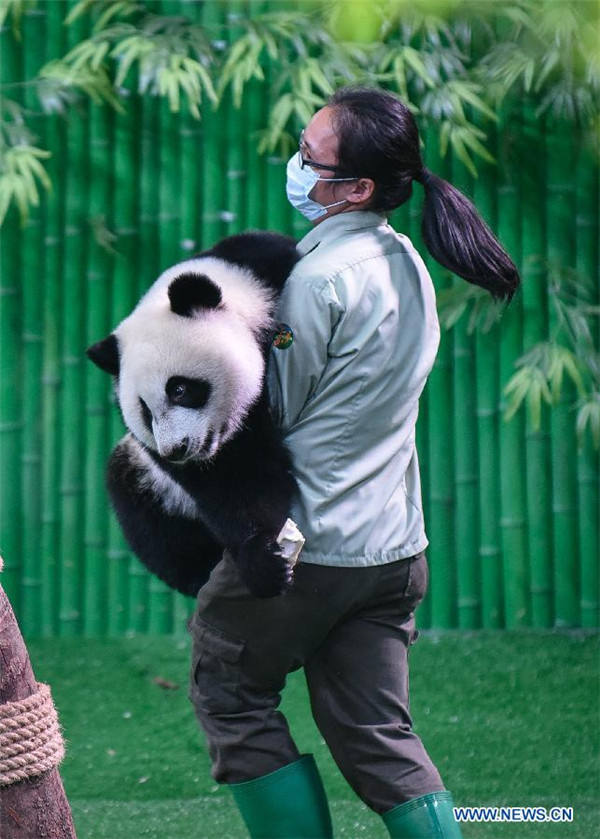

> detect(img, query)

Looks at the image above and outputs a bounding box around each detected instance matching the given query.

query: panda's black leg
[107,441,222,597]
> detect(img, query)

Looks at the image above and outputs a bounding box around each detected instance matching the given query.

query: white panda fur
[122,434,200,519]
[116,262,272,461]
[87,231,300,598]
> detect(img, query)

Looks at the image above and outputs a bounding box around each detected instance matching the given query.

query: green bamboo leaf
[448,132,477,178]
[535,51,561,92]
[560,348,586,397]
[392,54,408,101]
[436,284,474,330]
[449,81,498,122]
[186,58,217,106]
[523,57,536,92]
[219,37,252,86]
[64,0,96,26]
[25,152,54,191]
[38,60,125,112]
[504,367,552,426]
[161,70,179,113]
[0,188,11,225]
[261,92,294,152]
[377,50,394,74]
[13,156,42,203]
[14,178,29,218]
[263,29,278,62]
[0,145,51,225]
[547,346,565,402]
[90,214,119,255]
[63,39,101,71]
[503,5,536,31]
[90,41,111,72]
[528,379,543,430]
[293,97,317,128]
[403,47,436,89]
[439,120,452,157]
[304,59,334,98]
[95,0,141,32]
[467,293,501,335]
[459,128,496,165]
[576,396,600,449]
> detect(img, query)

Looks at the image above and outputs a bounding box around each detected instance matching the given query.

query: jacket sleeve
[267,273,343,433]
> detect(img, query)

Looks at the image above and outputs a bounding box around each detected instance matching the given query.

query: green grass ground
[27,631,599,839]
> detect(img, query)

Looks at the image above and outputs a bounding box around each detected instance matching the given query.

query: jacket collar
[297,210,388,257]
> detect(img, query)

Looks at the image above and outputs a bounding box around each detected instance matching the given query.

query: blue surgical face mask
[286,152,358,221]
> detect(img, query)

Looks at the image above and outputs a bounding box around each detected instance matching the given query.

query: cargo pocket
[189,617,245,715]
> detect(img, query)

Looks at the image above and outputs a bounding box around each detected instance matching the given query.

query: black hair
[328,86,520,301]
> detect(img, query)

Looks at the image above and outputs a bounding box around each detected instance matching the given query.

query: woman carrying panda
[189,86,519,838]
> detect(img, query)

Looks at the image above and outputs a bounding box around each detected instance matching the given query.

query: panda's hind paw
[236,535,295,598]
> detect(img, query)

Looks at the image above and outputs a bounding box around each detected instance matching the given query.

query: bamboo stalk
[472,118,503,629]
[224,0,247,236]
[145,0,187,634]
[58,14,90,637]
[158,88,182,267]
[451,155,481,630]
[244,0,268,232]
[82,102,112,636]
[171,0,206,634]
[265,1,297,237]
[521,102,552,628]
[497,98,529,628]
[201,0,227,246]
[0,16,24,607]
[178,0,203,258]
[575,136,599,628]
[423,125,456,629]
[19,4,46,636]
[107,82,143,636]
[40,0,67,637]
[546,120,579,627]
[404,146,431,628]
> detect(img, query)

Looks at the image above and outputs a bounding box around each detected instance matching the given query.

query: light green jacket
[268,211,440,566]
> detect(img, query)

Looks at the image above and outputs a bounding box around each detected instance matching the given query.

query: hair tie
[415,168,435,187]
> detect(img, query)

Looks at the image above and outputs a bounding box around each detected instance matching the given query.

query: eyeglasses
[298,130,354,177]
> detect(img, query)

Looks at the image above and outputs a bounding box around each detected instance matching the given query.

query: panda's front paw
[236,534,295,598]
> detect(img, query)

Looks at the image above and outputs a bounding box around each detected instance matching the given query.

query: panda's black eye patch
[139,398,153,431]
[166,376,211,409]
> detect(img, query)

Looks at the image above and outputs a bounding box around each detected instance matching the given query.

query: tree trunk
[0,580,77,838]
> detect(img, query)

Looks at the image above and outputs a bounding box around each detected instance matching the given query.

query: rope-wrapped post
[0,557,77,838]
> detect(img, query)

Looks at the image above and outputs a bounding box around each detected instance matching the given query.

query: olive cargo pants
[188,551,445,814]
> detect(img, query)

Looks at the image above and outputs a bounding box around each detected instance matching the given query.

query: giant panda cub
[87,231,301,598]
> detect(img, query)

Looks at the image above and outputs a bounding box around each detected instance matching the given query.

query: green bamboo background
[0,1,598,637]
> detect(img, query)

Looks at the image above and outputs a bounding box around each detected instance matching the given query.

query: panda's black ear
[86,334,120,376]
[168,273,222,317]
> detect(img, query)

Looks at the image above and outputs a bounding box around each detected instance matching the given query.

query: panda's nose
[163,441,189,463]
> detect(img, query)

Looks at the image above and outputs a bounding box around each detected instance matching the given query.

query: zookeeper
[188,85,519,838]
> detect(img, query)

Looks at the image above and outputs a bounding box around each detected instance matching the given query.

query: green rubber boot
[382,791,463,838]
[229,754,333,839]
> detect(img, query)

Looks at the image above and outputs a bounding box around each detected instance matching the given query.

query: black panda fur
[87,231,300,598]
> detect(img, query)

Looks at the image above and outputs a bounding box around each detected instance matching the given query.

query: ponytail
[414,168,520,301]
[328,86,521,302]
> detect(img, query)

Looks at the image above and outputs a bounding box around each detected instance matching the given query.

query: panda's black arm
[199,458,297,598]
[164,402,299,597]
[107,442,223,597]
